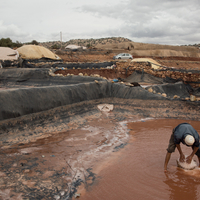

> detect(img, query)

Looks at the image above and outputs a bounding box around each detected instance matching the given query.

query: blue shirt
[174,123,199,147]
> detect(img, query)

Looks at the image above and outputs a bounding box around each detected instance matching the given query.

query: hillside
[41,37,132,49]
[41,37,200,58]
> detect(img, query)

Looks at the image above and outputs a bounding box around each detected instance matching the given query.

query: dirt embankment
[57,50,200,70]
[55,53,200,88]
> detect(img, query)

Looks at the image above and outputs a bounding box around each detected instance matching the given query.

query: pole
[60,31,62,49]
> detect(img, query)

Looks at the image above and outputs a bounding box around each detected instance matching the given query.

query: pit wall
[0,81,165,121]
[116,61,200,87]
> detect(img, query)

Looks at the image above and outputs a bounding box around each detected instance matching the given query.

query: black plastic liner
[146,82,190,99]
[125,70,164,84]
[21,60,115,69]
[52,61,115,69]
[0,68,198,121]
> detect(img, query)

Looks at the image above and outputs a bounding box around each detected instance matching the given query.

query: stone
[173,95,180,99]
[190,95,196,101]
[148,88,153,93]
[161,93,167,97]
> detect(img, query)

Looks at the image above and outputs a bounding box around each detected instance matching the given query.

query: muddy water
[79,119,200,200]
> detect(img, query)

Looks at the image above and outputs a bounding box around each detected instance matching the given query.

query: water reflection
[164,169,200,200]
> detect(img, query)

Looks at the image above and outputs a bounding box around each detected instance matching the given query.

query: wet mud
[79,119,200,200]
[0,110,132,200]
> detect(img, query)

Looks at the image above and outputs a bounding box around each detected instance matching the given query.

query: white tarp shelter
[0,47,19,61]
[66,44,87,50]
[17,45,61,60]
[131,58,161,69]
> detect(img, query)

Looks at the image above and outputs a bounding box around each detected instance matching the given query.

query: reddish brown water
[79,119,200,200]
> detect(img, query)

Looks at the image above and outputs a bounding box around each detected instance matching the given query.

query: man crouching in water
[164,123,200,172]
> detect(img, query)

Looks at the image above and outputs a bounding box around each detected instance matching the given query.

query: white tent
[65,44,87,50]
[0,47,19,61]
[131,58,161,69]
[17,45,61,60]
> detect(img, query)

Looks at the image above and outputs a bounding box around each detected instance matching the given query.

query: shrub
[0,38,13,47]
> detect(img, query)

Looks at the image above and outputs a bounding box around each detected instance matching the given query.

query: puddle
[1,117,200,199]
[79,119,200,200]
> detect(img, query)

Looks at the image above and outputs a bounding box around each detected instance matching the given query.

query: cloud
[0,0,199,45]
[77,0,200,45]
[0,21,29,41]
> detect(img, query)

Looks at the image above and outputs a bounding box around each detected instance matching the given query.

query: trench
[0,103,200,200]
[0,67,200,199]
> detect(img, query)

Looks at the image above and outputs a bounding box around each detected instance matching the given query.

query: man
[164,123,200,171]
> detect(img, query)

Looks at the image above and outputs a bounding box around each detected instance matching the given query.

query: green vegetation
[0,38,22,48]
[30,40,39,45]
[51,44,61,49]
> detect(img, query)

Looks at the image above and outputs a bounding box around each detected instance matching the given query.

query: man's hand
[179,154,185,162]
[186,155,193,164]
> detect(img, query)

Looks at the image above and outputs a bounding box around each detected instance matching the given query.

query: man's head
[185,135,195,146]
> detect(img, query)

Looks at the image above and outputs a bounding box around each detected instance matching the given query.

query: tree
[0,38,23,48]
[13,41,23,48]
[0,38,13,47]
[51,44,60,49]
[86,43,91,48]
[30,40,39,45]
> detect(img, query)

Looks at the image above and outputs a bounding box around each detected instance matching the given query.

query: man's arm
[186,146,199,164]
[176,144,185,162]
[164,152,171,172]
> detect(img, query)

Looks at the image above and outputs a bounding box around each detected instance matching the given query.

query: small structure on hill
[65,44,87,51]
[131,58,161,70]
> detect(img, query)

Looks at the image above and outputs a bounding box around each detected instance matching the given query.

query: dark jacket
[174,123,199,147]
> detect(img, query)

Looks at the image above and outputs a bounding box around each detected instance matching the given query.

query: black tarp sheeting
[52,62,115,69]
[0,68,198,121]
[21,61,115,69]
[0,80,166,121]
[124,70,164,84]
[0,68,166,121]
[0,68,103,87]
[145,82,190,99]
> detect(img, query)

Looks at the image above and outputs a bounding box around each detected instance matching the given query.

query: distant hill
[40,37,200,58]
[41,37,132,49]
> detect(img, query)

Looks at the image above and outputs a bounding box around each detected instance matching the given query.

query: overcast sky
[0,0,199,45]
